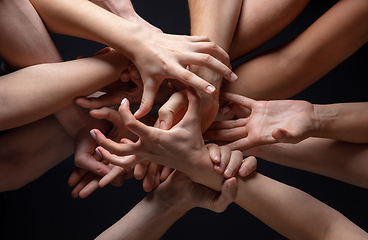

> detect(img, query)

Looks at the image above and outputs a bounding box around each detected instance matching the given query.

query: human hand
[91,87,210,183]
[203,92,318,151]
[129,31,237,118]
[207,144,257,178]
[74,79,171,110]
[151,170,237,213]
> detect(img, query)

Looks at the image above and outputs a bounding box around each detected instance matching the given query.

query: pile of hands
[66,2,321,211]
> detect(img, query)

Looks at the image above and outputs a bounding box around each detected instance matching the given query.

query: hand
[75,79,171,110]
[203,92,318,151]
[130,31,237,118]
[151,170,237,213]
[207,144,257,178]
[91,87,210,183]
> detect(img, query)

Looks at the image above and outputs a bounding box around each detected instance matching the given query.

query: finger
[179,86,201,127]
[90,107,121,125]
[215,146,231,174]
[68,167,88,187]
[211,177,237,213]
[171,67,216,95]
[186,41,231,68]
[160,166,173,182]
[238,156,258,177]
[74,150,112,177]
[79,175,102,198]
[142,162,159,192]
[70,171,97,198]
[219,102,251,118]
[94,47,113,56]
[158,91,188,130]
[226,138,253,152]
[206,143,221,164]
[96,146,139,169]
[203,126,248,142]
[92,128,138,156]
[134,81,159,118]
[224,150,243,178]
[118,98,159,139]
[120,70,130,82]
[180,52,237,82]
[134,162,148,180]
[99,165,126,187]
[219,92,255,109]
[128,64,143,88]
[206,118,248,131]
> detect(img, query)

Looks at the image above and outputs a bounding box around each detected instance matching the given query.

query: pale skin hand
[96,170,238,240]
[203,92,318,151]
[29,0,237,118]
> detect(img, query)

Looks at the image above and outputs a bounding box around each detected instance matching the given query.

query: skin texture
[91,88,368,240]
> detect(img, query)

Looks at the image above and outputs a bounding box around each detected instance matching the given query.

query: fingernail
[214,154,221,163]
[159,120,166,129]
[206,85,216,93]
[90,130,97,140]
[121,98,127,106]
[219,162,226,172]
[224,167,234,178]
[220,105,230,115]
[239,166,250,176]
[230,72,238,81]
[95,147,102,157]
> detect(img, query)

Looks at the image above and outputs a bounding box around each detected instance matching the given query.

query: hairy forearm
[0,52,129,130]
[313,102,368,143]
[96,194,188,240]
[224,0,368,100]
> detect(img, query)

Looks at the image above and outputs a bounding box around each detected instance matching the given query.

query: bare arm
[243,137,368,189]
[0,51,130,130]
[94,88,367,240]
[224,0,368,100]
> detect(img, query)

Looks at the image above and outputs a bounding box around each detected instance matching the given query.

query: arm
[242,137,368,189]
[204,93,368,151]
[187,0,242,130]
[96,170,238,240]
[0,51,130,130]
[224,0,368,100]
[29,0,235,118]
[92,88,367,239]
[0,116,73,192]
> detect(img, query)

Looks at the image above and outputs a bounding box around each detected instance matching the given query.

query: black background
[1,0,368,239]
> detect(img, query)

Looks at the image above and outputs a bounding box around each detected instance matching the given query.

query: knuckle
[182,71,194,82]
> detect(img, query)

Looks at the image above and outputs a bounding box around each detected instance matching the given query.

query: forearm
[0,0,62,69]
[243,137,368,189]
[313,102,368,143]
[235,172,367,240]
[30,0,145,59]
[0,115,73,192]
[224,0,368,100]
[96,195,188,240]
[0,51,130,130]
[188,0,242,130]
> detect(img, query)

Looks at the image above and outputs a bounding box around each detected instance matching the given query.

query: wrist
[142,192,190,218]
[312,104,337,139]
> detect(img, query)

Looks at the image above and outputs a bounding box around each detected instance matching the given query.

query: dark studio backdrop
[1,0,368,239]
